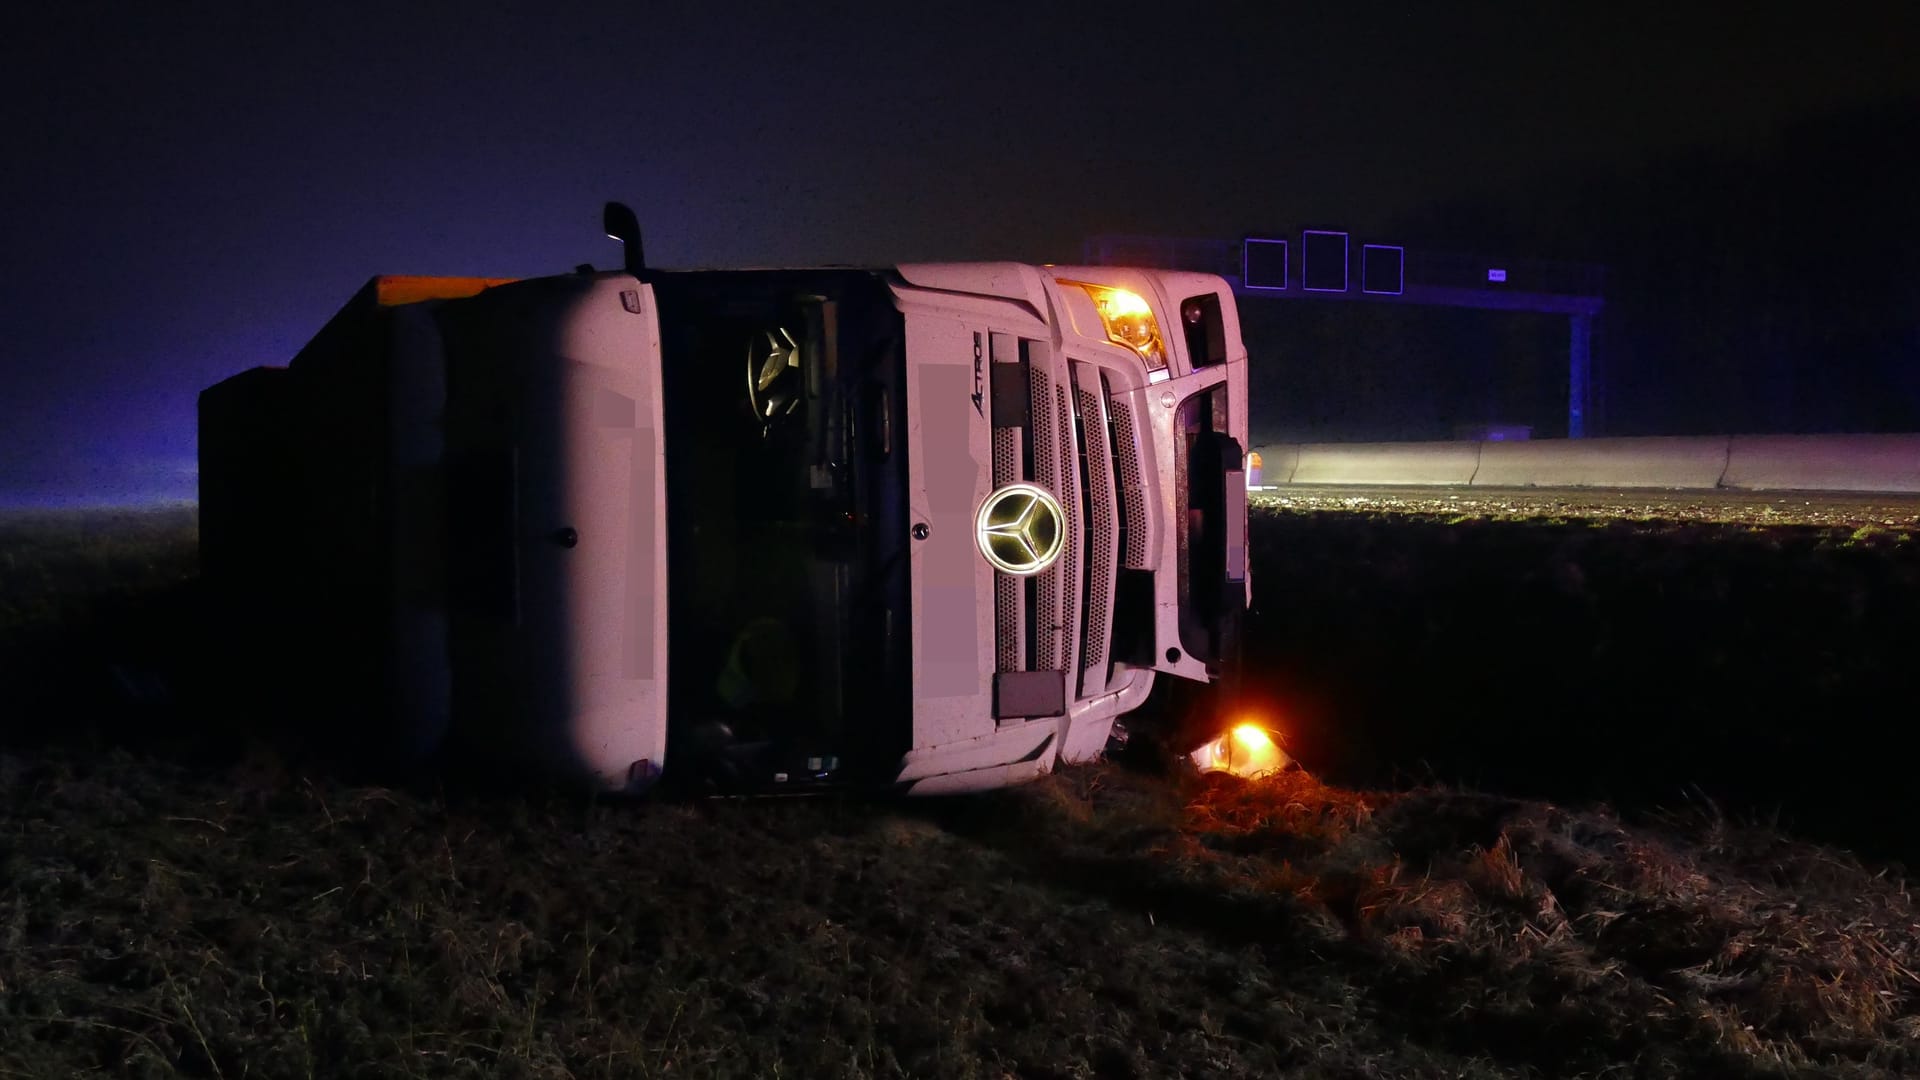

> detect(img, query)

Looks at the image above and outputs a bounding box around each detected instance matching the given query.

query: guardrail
[1248,434,1920,494]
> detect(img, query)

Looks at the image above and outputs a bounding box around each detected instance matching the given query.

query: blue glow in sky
[3,2,1916,505]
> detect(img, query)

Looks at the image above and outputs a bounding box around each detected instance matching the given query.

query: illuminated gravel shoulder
[1252,485,1920,531]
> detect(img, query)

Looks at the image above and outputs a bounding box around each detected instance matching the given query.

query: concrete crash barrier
[1252,434,1920,494]
[1470,436,1732,489]
[1722,434,1920,493]
[1287,441,1481,486]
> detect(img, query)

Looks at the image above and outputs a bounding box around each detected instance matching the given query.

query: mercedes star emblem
[975,483,1066,576]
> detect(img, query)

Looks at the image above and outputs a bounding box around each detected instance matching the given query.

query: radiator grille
[986,354,1090,684]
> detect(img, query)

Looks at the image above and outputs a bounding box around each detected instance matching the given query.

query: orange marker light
[1190,722,1289,778]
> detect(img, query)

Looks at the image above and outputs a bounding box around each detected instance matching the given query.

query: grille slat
[1055,384,1078,680]
[1108,397,1150,569]
[991,427,1021,673]
[1074,376,1117,686]
[1029,367,1064,672]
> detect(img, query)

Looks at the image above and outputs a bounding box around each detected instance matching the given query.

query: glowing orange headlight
[1058,279,1166,370]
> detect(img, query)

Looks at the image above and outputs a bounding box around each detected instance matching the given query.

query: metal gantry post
[1569,312,1593,439]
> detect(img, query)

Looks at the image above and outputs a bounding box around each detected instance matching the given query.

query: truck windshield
[653,271,909,787]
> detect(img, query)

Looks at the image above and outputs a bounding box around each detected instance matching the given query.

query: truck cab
[198,208,1249,794]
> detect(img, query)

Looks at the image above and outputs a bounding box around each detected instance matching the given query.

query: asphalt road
[1251,485,1920,529]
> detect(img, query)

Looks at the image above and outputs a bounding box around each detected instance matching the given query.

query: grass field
[3,506,1917,1078]
[1236,498,1920,861]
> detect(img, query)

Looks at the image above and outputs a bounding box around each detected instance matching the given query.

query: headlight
[1058,280,1166,371]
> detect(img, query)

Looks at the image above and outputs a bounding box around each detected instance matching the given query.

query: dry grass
[987,765,1920,1076]
[3,753,1915,1078]
[5,506,1919,1077]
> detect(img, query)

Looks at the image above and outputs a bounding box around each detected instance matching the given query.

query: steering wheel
[746,326,803,435]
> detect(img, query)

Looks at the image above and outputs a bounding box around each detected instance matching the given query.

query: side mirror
[602,202,647,279]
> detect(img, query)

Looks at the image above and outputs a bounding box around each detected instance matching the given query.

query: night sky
[4,2,1916,505]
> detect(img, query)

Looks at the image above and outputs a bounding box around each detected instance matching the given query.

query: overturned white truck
[199,205,1250,794]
